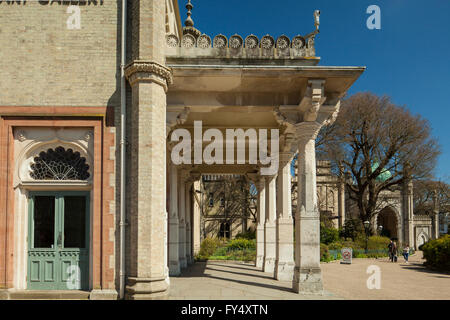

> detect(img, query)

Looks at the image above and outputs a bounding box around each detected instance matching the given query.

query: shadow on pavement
[176,261,295,293]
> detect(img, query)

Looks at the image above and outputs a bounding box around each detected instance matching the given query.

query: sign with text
[341,248,352,264]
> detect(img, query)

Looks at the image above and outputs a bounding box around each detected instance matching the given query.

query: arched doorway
[416,232,428,248]
[377,207,399,240]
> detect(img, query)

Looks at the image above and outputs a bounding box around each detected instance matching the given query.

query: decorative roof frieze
[166,33,319,59]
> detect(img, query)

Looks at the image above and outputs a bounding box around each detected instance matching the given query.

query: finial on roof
[185,0,194,27]
[183,0,201,39]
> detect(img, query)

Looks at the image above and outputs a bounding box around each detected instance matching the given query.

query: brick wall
[0,1,120,107]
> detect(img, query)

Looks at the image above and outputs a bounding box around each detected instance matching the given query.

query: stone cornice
[125,60,173,91]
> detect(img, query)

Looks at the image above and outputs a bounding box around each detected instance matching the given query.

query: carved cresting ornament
[124,60,173,92]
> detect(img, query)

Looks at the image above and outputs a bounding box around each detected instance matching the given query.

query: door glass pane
[33,196,55,248]
[64,196,86,248]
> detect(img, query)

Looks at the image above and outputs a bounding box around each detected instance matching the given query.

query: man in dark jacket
[388,240,394,262]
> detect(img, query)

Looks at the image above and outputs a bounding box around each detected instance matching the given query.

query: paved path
[169,261,341,300]
[169,252,450,300]
[321,251,450,300]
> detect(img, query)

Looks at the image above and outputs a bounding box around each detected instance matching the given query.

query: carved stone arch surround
[14,128,94,188]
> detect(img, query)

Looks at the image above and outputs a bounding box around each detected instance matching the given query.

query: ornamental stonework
[165,33,318,59]
[124,61,173,89]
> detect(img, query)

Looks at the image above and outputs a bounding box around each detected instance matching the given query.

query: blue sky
[181,1,450,182]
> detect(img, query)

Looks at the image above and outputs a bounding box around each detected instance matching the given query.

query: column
[178,170,187,268]
[338,178,346,229]
[256,178,266,269]
[293,122,323,294]
[124,0,172,300]
[432,190,440,239]
[264,175,277,274]
[168,165,180,276]
[185,180,193,265]
[275,153,295,281]
[403,179,414,247]
[192,180,202,256]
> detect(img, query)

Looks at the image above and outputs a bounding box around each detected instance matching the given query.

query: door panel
[27,192,90,290]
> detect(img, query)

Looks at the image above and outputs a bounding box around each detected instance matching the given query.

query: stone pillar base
[89,289,118,300]
[292,267,323,294]
[125,277,169,300]
[275,261,295,281]
[256,255,264,269]
[263,258,275,273]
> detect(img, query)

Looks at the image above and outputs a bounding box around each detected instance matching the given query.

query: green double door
[27,192,90,290]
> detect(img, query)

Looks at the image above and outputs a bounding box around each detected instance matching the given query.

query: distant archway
[417,232,428,248]
[377,207,399,240]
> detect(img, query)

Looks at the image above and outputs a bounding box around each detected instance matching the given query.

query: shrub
[320,223,339,245]
[235,230,256,240]
[198,238,221,259]
[367,236,391,250]
[227,238,256,250]
[339,219,362,241]
[328,241,343,250]
[422,235,450,271]
[320,243,330,262]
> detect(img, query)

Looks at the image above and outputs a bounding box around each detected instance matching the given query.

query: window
[220,193,225,207]
[209,193,214,207]
[219,222,231,239]
[30,146,90,180]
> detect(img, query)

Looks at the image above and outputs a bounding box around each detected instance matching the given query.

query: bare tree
[317,92,441,232]
[414,180,450,214]
[195,175,255,239]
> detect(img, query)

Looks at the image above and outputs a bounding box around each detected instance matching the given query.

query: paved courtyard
[169,261,340,300]
[321,251,450,300]
[169,252,450,300]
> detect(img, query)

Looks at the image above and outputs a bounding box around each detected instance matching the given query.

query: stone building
[0,1,365,299]
[302,161,437,250]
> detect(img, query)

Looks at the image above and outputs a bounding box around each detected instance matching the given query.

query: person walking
[403,244,410,263]
[392,241,398,262]
[388,240,394,262]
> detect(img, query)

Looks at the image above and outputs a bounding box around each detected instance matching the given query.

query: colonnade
[167,123,324,294]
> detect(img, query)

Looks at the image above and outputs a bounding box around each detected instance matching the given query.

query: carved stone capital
[279,152,294,167]
[294,121,322,143]
[189,171,201,182]
[256,176,266,192]
[245,172,259,185]
[125,60,173,91]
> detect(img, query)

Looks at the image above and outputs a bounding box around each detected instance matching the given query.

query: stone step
[6,290,90,300]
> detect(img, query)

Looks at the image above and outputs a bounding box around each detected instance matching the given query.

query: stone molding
[124,60,173,91]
